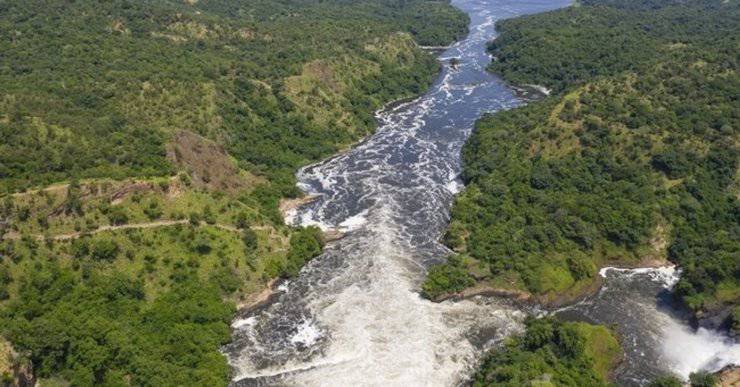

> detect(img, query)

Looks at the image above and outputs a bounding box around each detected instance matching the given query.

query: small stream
[223,0,739,385]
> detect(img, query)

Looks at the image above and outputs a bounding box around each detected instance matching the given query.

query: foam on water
[337,209,369,232]
[661,324,740,379]
[232,317,258,330]
[599,265,681,289]
[223,0,735,385]
[561,266,739,385]
[290,319,322,347]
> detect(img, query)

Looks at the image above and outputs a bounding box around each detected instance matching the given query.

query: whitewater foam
[660,318,740,378]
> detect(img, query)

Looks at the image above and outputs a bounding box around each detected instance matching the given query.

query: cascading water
[557,266,740,386]
[223,0,739,385]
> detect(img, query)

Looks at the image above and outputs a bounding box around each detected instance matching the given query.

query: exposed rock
[0,339,35,387]
[433,283,532,303]
[695,305,735,335]
[279,195,320,222]
[715,364,740,387]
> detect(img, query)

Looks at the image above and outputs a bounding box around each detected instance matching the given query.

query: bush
[71,238,90,258]
[472,318,619,387]
[689,371,718,387]
[107,206,129,225]
[90,239,119,261]
[203,205,216,225]
[188,212,201,226]
[242,228,258,251]
[422,255,474,299]
[191,233,212,255]
[143,200,163,220]
[281,226,323,278]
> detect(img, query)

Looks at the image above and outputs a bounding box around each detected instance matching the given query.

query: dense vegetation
[471,318,621,386]
[647,371,718,387]
[0,0,467,195]
[434,0,738,329]
[0,0,468,384]
[0,176,326,384]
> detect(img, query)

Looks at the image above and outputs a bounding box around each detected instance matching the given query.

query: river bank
[431,258,672,309]
[221,0,740,384]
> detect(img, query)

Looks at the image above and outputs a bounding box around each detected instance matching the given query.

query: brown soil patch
[166,130,263,194]
[109,181,156,205]
[237,278,279,311]
[717,365,740,387]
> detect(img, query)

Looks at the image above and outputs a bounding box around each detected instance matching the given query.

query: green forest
[472,318,621,387]
[434,0,738,337]
[0,0,468,195]
[0,0,468,385]
[472,318,717,387]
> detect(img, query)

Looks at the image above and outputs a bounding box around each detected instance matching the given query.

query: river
[223,0,739,385]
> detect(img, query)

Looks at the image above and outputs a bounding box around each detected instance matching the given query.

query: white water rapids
[223,0,739,385]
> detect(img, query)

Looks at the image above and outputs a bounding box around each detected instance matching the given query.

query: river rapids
[223,0,739,385]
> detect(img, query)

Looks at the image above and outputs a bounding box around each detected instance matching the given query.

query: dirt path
[1,220,271,241]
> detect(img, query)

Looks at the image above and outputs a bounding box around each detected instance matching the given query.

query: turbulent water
[224,0,739,385]
[558,266,740,386]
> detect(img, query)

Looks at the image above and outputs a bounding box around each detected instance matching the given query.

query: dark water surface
[224,1,738,385]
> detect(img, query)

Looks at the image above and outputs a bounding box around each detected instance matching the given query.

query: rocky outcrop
[695,305,736,337]
[0,339,35,387]
[715,364,740,387]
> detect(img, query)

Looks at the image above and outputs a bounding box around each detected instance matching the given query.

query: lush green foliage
[445,0,738,316]
[421,255,475,299]
[647,371,719,387]
[688,371,719,387]
[1,266,233,386]
[0,193,323,385]
[0,1,468,383]
[281,226,324,278]
[488,0,737,93]
[0,0,467,194]
[472,318,621,386]
[647,375,683,387]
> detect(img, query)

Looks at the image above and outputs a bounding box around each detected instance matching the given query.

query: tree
[648,376,683,387]
[91,239,119,261]
[242,227,258,251]
[689,371,717,387]
[107,206,129,225]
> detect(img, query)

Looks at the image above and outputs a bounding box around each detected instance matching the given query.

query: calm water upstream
[224,0,739,385]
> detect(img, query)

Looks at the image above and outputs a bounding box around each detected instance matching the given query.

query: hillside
[0,0,467,194]
[430,0,738,333]
[0,0,468,385]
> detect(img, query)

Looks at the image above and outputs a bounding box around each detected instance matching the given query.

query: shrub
[91,238,120,261]
[422,255,475,299]
[242,227,258,251]
[281,226,323,278]
[107,206,129,225]
[689,371,717,387]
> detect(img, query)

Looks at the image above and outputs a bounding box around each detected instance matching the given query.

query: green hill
[433,0,738,331]
[0,0,467,194]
